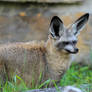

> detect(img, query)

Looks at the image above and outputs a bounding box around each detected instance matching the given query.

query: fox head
[49,13,89,54]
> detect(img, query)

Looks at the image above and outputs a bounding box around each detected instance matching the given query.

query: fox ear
[49,16,64,38]
[72,13,89,36]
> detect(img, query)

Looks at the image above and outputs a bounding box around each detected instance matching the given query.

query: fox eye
[63,42,69,45]
[72,41,77,44]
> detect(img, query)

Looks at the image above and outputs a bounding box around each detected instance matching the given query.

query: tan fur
[0,35,71,87]
[45,36,70,81]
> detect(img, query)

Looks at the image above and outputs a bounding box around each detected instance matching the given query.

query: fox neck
[45,36,71,82]
[45,35,70,58]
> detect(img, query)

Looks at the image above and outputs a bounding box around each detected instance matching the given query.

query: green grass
[60,63,92,92]
[1,63,92,92]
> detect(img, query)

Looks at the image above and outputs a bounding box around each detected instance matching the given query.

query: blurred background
[0,0,91,44]
[1,1,92,91]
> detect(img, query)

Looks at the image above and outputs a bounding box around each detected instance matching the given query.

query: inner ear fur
[50,16,64,37]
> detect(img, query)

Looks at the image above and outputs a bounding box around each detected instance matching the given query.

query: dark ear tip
[50,16,63,25]
[75,13,89,23]
[84,13,89,19]
[51,16,60,21]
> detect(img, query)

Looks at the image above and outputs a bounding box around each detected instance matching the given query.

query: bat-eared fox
[0,13,89,92]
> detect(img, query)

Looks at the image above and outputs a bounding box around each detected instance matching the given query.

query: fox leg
[0,62,7,92]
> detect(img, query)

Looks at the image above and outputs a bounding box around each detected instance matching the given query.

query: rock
[25,86,82,92]
[0,0,83,3]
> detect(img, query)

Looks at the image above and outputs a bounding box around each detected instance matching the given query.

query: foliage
[60,63,92,92]
[1,63,92,92]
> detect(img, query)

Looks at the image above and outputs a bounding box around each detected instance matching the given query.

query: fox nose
[74,48,79,53]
